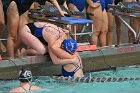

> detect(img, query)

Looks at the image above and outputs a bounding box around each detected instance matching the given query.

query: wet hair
[18,68,32,82]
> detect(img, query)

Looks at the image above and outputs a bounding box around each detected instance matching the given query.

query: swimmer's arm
[63,1,68,9]
[9,88,19,93]
[60,28,69,34]
[45,1,53,5]
[49,37,75,59]
[50,0,67,16]
[49,45,74,59]
[33,86,41,90]
[49,48,77,65]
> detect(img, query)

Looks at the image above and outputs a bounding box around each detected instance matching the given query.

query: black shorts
[10,0,34,15]
[114,0,123,5]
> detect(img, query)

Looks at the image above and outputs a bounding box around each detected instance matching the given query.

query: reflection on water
[1,66,140,93]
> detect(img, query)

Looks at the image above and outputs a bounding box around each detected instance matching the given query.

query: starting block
[49,17,94,45]
[29,5,94,45]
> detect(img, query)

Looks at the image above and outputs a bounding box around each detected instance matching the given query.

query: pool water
[1,66,140,93]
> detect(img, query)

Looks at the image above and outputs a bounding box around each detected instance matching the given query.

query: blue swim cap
[19,68,32,82]
[62,39,78,54]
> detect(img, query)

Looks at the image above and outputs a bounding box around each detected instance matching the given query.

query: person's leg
[137,19,140,42]
[7,1,19,58]
[106,12,114,45]
[105,0,114,45]
[67,3,85,34]
[68,3,82,12]
[0,0,6,52]
[14,12,29,57]
[114,0,122,45]
[115,16,122,45]
[123,0,137,43]
[21,48,46,56]
[128,18,139,43]
[34,2,40,8]
[68,3,81,31]
[100,9,108,46]
[136,0,140,42]
[87,5,103,46]
[19,25,47,55]
[16,3,35,57]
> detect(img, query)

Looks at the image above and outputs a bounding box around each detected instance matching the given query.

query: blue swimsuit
[62,55,82,77]
[67,0,85,12]
[10,0,47,15]
[105,0,113,11]
[92,0,105,11]
[27,23,48,46]
[10,0,34,15]
[27,23,61,46]
[92,0,113,11]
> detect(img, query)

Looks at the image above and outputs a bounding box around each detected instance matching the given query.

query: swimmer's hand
[72,58,83,68]
[71,54,82,67]
[59,28,69,40]
[71,58,79,66]
[60,11,68,17]
[60,28,69,34]
[64,14,71,17]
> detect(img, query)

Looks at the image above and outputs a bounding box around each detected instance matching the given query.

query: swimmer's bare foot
[15,49,21,57]
[0,42,6,52]
[20,48,27,56]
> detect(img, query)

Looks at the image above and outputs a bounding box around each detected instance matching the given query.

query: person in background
[137,0,140,33]
[114,0,123,45]
[67,0,86,33]
[86,0,108,46]
[114,0,123,5]
[0,0,6,52]
[67,0,86,14]
[114,0,138,44]
[9,68,41,92]
[124,0,140,43]
[34,0,68,16]
[7,0,35,58]
[50,0,68,16]
[7,0,68,58]
[106,0,114,45]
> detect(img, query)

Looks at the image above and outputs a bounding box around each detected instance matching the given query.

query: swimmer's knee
[38,48,47,55]
[108,25,114,31]
[7,36,14,40]
[94,31,100,35]
[0,19,4,26]
[8,33,17,39]
[101,31,108,34]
